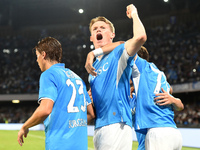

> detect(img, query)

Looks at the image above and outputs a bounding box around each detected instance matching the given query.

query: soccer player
[131,46,183,150]
[87,42,184,150]
[17,37,95,150]
[85,4,147,150]
[130,46,184,150]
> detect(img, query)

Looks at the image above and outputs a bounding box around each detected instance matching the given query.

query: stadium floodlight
[164,0,169,2]
[12,100,20,103]
[79,9,84,14]
[14,48,18,53]
[3,49,10,54]
[83,44,86,48]
[90,45,94,49]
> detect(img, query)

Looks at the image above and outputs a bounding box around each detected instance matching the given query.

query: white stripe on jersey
[132,62,140,97]
[117,49,130,87]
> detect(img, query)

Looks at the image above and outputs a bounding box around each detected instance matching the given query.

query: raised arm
[125,4,147,56]
[85,4,147,75]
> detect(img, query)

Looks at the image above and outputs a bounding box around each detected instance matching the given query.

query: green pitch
[0,130,199,150]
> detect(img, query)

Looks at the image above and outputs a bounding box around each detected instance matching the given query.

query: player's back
[41,64,88,150]
[132,57,176,131]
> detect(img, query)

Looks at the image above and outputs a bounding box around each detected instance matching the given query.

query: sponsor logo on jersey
[69,119,87,128]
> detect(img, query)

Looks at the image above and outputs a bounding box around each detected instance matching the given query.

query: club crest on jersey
[96,62,109,75]
[90,62,109,81]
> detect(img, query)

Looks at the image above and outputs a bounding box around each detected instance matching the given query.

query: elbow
[140,34,147,44]
[135,34,147,45]
[88,112,96,121]
[42,109,52,117]
[87,113,96,125]
[91,113,96,120]
[176,104,184,111]
[179,104,184,111]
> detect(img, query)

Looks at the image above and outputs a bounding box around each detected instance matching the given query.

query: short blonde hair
[89,16,115,34]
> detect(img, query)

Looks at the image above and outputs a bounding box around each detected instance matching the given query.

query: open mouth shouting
[96,33,103,40]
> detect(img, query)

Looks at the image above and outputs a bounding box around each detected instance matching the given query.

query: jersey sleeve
[113,43,135,66]
[38,71,58,103]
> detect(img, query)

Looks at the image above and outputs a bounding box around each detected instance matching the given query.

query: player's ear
[110,32,115,39]
[41,51,46,59]
[90,36,93,42]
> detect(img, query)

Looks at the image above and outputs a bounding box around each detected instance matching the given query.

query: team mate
[17,37,95,150]
[85,4,147,150]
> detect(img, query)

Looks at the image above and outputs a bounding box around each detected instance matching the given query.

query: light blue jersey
[39,63,90,150]
[132,55,176,132]
[131,55,176,150]
[89,43,134,129]
[131,95,146,150]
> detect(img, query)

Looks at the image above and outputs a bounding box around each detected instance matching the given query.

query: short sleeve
[38,71,58,103]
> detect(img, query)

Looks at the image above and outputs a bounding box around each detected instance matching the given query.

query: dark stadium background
[0,0,200,129]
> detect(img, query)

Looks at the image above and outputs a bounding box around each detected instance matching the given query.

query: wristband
[92,48,104,57]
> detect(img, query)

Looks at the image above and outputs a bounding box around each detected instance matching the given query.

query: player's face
[36,50,45,72]
[90,21,115,49]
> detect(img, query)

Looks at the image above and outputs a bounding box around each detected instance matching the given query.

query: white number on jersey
[66,79,87,113]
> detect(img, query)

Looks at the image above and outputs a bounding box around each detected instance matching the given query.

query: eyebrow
[93,25,105,30]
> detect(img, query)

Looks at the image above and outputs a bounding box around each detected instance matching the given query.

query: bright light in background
[79,9,84,14]
[164,0,169,2]
[90,45,94,49]
[3,49,10,54]
[83,44,86,48]
[193,69,196,73]
[12,100,20,103]
[14,48,18,53]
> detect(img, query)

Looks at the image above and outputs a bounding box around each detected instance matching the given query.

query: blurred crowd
[145,22,200,84]
[175,102,200,127]
[0,34,90,94]
[0,20,200,127]
[1,101,200,127]
[0,21,200,94]
[0,104,37,123]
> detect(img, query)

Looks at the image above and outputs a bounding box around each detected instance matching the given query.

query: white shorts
[93,123,132,150]
[145,127,182,150]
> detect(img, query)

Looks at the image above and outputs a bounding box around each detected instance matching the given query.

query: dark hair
[34,37,62,63]
[138,46,149,61]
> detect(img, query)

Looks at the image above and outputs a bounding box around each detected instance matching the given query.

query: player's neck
[45,61,58,70]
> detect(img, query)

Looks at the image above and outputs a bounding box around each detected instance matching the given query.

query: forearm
[172,97,184,111]
[87,104,95,124]
[132,13,146,44]
[22,107,48,130]
[125,5,147,56]
[92,41,124,57]
[102,41,124,54]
